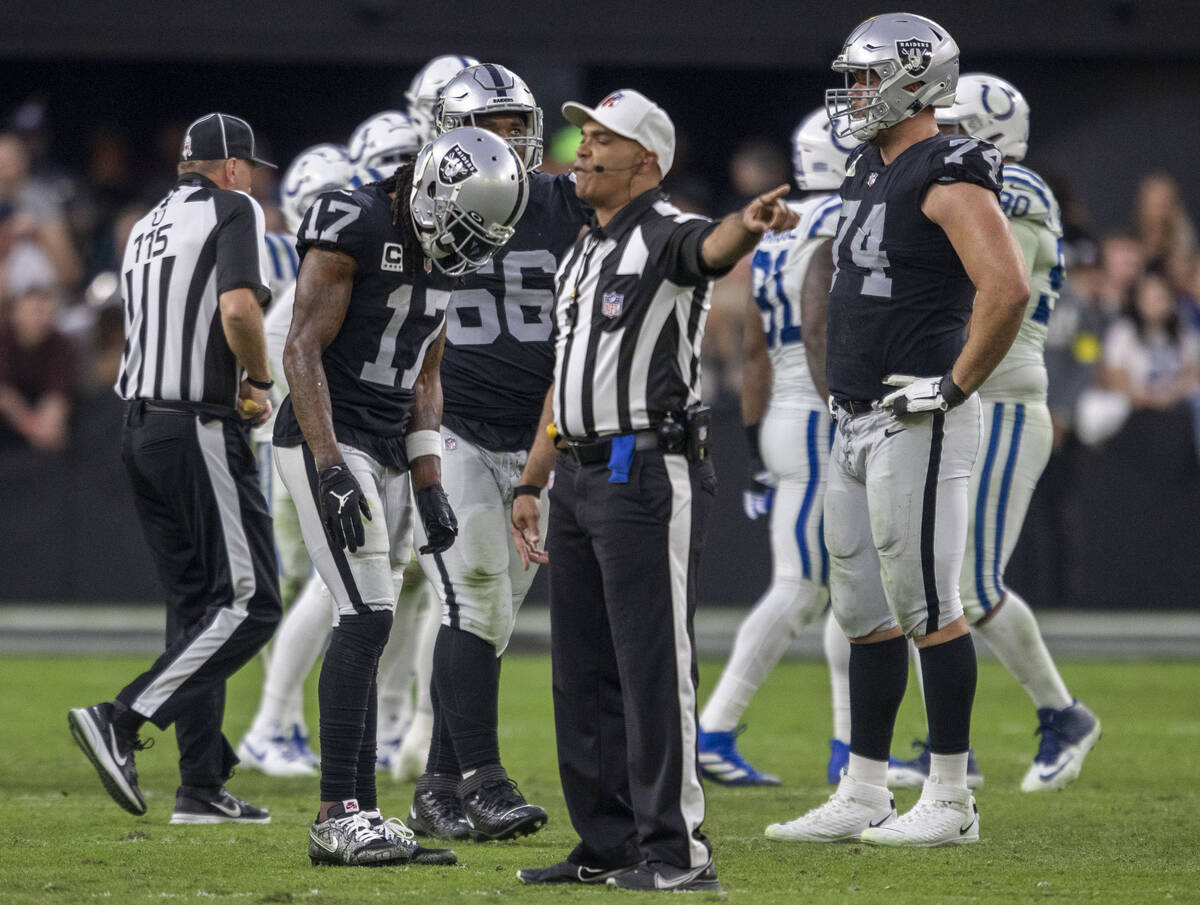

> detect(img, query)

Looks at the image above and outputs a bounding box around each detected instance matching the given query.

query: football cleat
[828,739,909,785]
[1021,700,1101,792]
[290,724,320,768]
[362,809,457,865]
[517,859,637,885]
[68,702,151,816]
[697,726,781,786]
[461,772,548,841]
[375,735,405,773]
[309,800,404,867]
[170,787,270,825]
[888,738,984,789]
[391,710,432,782]
[861,776,979,847]
[409,778,473,841]
[765,771,896,842]
[606,860,722,892]
[236,732,316,778]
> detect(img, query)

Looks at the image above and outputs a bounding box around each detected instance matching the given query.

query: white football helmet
[280,143,352,235]
[434,63,544,170]
[826,13,959,141]
[409,127,528,277]
[347,111,421,188]
[405,54,480,143]
[792,108,857,191]
[935,73,1030,161]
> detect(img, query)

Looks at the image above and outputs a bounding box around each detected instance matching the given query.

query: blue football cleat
[887,737,984,789]
[697,726,781,786]
[1020,700,1100,792]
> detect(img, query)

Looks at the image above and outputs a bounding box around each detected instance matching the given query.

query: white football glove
[742,459,776,521]
[878,373,967,416]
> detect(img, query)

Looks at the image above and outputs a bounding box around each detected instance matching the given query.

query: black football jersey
[826,133,1003,402]
[274,185,448,468]
[440,172,588,451]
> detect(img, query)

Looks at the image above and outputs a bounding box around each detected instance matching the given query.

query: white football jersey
[980,163,1064,401]
[750,192,841,408]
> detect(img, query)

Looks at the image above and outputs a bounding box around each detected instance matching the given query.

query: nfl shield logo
[444,436,457,451]
[896,38,933,77]
[182,133,193,160]
[600,91,624,108]
[867,173,878,187]
[602,291,624,318]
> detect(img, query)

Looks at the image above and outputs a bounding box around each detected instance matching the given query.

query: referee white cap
[562,90,675,177]
[181,113,276,168]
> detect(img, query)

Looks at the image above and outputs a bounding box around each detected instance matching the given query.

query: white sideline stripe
[665,454,708,868]
[131,418,253,717]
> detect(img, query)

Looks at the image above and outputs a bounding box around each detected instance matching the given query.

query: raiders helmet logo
[437,143,479,185]
[896,38,933,77]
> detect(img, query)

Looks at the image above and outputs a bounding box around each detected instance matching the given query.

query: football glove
[878,372,968,416]
[742,457,776,521]
[318,464,372,553]
[415,483,458,555]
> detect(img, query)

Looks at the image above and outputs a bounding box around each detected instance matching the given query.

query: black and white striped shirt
[552,188,727,439]
[115,174,270,408]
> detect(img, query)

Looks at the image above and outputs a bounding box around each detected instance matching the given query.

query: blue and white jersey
[262,231,300,306]
[980,162,1064,402]
[750,192,840,408]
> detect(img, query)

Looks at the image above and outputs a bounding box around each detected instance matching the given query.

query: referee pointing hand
[512,89,795,893]
[68,113,282,825]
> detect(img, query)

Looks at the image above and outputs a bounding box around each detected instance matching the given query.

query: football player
[237,143,353,777]
[696,109,858,786]
[405,63,589,843]
[765,13,1030,847]
[406,54,481,144]
[887,73,1099,792]
[274,127,528,866]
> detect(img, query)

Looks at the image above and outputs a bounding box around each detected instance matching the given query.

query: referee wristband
[514,484,542,499]
[246,375,273,391]
[405,429,443,462]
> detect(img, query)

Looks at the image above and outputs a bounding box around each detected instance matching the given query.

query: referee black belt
[831,396,876,415]
[560,430,661,466]
[130,399,240,422]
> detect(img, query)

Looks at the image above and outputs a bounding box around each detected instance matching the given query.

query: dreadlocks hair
[368,161,420,265]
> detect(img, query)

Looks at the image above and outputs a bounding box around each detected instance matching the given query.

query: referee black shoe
[607,860,723,892]
[461,770,548,841]
[517,859,638,885]
[68,702,151,816]
[409,778,473,841]
[170,787,270,825]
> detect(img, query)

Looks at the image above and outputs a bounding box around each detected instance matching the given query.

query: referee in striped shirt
[512,90,796,892]
[69,113,282,825]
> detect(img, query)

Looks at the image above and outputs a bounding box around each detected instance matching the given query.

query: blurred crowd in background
[2,90,1199,576]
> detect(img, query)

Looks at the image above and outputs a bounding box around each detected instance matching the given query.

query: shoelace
[267,737,306,762]
[1032,722,1065,764]
[337,813,384,844]
[378,816,416,841]
[477,776,525,806]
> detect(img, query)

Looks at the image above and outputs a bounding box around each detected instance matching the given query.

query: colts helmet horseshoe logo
[896,38,934,77]
[437,143,479,185]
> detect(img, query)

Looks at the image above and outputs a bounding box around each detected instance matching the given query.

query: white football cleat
[236,732,316,777]
[392,710,433,782]
[765,771,896,842]
[1020,701,1101,792]
[861,776,979,847]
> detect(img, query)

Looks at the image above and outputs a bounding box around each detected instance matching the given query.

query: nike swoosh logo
[1038,754,1075,781]
[868,815,891,828]
[960,816,977,835]
[211,798,243,818]
[577,867,610,882]
[310,831,339,853]
[884,426,905,437]
[332,490,353,514]
[107,724,128,766]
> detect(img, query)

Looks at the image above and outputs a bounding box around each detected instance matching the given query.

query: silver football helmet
[347,111,422,188]
[434,64,544,170]
[935,73,1030,161]
[405,54,481,143]
[280,143,352,235]
[792,108,857,191]
[826,13,959,141]
[409,127,528,277]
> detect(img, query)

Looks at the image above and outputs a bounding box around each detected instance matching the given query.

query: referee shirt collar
[588,185,665,242]
[175,173,221,190]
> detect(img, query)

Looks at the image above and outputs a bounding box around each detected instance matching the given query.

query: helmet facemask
[437,107,544,171]
[414,190,515,277]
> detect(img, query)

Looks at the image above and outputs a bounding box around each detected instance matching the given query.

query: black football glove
[317,464,372,553]
[415,482,458,555]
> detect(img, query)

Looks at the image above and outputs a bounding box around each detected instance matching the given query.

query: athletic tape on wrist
[405,429,443,462]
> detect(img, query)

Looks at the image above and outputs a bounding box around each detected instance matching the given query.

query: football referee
[69,113,282,825]
[512,89,796,892]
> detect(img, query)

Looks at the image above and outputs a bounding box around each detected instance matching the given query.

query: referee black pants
[115,403,281,789]
[548,449,716,871]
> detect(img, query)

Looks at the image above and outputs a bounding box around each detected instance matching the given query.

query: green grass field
[2,653,1198,903]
